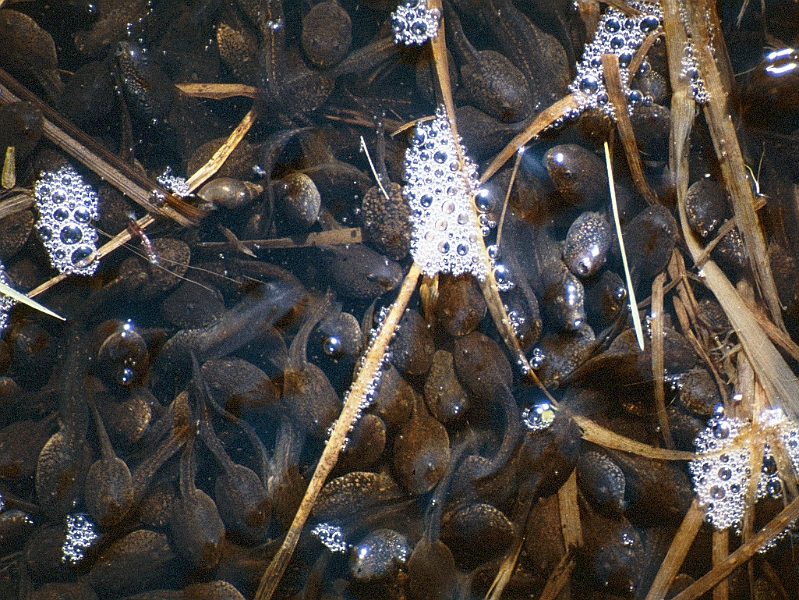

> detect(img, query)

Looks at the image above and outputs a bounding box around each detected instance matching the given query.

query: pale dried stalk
[602,53,658,204]
[573,415,694,460]
[196,227,363,251]
[711,529,729,600]
[558,470,583,548]
[176,82,258,99]
[428,0,533,374]
[185,105,259,193]
[484,535,524,600]
[644,499,705,600]
[651,271,675,448]
[254,263,422,600]
[537,550,575,600]
[687,0,785,331]
[481,95,582,183]
[671,496,799,600]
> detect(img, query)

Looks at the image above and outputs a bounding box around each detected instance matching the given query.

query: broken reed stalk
[644,499,705,600]
[572,415,694,460]
[602,53,658,204]
[176,82,258,99]
[185,105,259,193]
[428,0,534,375]
[196,227,363,251]
[254,263,422,600]
[665,3,799,423]
[671,495,799,600]
[711,529,730,600]
[558,470,583,548]
[687,0,785,331]
[481,94,582,183]
[651,271,675,449]
[0,68,200,226]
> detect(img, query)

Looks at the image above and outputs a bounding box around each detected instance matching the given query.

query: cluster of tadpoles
[3,1,799,599]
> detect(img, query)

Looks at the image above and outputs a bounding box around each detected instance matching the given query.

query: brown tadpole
[170,433,226,570]
[393,390,450,496]
[84,395,133,529]
[452,331,521,492]
[35,332,92,519]
[444,2,533,123]
[278,291,341,438]
[193,359,272,546]
[129,390,192,506]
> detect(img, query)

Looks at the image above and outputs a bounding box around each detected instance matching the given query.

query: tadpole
[194,365,271,545]
[35,333,92,518]
[279,291,341,438]
[84,396,133,529]
[170,433,226,570]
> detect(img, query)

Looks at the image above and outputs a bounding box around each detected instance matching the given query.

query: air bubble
[60,224,83,245]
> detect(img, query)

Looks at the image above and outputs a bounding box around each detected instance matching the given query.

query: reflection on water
[0,0,798,598]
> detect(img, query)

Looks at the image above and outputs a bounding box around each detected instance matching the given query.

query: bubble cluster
[681,41,709,104]
[0,262,17,335]
[689,408,799,533]
[403,106,489,280]
[157,166,191,198]
[34,165,100,276]
[390,0,440,46]
[61,512,98,565]
[311,522,348,553]
[568,1,662,118]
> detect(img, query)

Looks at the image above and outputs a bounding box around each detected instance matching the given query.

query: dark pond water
[0,0,798,598]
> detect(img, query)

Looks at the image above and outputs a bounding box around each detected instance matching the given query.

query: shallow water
[0,0,798,599]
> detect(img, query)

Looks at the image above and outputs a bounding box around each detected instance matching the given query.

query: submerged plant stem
[255,263,422,600]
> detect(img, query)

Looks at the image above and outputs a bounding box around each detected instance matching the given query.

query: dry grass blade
[712,529,729,600]
[602,53,657,204]
[175,82,258,99]
[558,470,583,548]
[572,415,695,460]
[185,105,259,193]
[605,140,645,351]
[644,499,705,600]
[427,0,534,373]
[686,1,785,331]
[481,94,582,183]
[484,535,524,600]
[0,190,33,219]
[254,263,422,600]
[651,271,675,448]
[537,550,575,600]
[671,496,799,600]
[196,227,363,251]
[0,280,64,321]
[2,146,15,189]
[0,68,200,226]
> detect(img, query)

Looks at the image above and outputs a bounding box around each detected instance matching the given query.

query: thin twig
[651,271,675,449]
[195,227,363,251]
[644,500,705,600]
[175,82,258,99]
[671,496,799,600]
[602,53,658,204]
[0,68,200,226]
[254,263,422,600]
